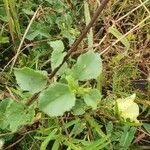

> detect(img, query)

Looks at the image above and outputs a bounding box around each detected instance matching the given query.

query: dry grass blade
[10,6,41,73]
[100,15,150,55]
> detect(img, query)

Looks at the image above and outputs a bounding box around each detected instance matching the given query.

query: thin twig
[10,6,41,73]
[100,15,150,55]
[4,135,25,150]
[25,92,41,106]
[60,117,70,137]
[115,0,149,23]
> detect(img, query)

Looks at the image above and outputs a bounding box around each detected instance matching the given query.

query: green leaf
[49,40,64,52]
[45,0,54,4]
[22,9,34,15]
[112,51,128,64]
[85,115,105,137]
[0,37,9,43]
[14,67,48,93]
[39,83,76,116]
[6,102,35,132]
[106,121,113,134]
[83,89,101,109]
[0,98,12,129]
[119,126,136,150]
[0,6,7,22]
[71,51,102,81]
[82,134,110,150]
[70,121,86,137]
[57,63,70,76]
[66,76,90,95]
[51,140,60,150]
[40,129,57,150]
[26,30,39,41]
[64,119,80,129]
[26,22,50,40]
[108,26,130,49]
[48,40,66,70]
[72,100,86,115]
[66,75,79,93]
[143,123,150,133]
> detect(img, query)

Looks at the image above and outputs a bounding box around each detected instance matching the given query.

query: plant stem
[49,0,110,79]
[26,0,110,106]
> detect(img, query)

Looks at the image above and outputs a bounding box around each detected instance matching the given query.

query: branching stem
[26,0,110,106]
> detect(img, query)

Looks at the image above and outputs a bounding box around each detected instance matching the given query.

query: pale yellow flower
[116,94,139,123]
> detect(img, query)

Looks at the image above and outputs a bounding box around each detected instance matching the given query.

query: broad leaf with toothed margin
[48,40,66,70]
[39,83,76,116]
[14,67,48,93]
[71,51,102,81]
[83,89,101,109]
[6,101,35,132]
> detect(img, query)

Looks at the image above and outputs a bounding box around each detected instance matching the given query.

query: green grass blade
[108,26,130,49]
[119,126,137,150]
[52,140,60,150]
[8,0,21,39]
[143,123,150,133]
[85,114,105,137]
[84,134,110,150]
[40,129,57,150]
